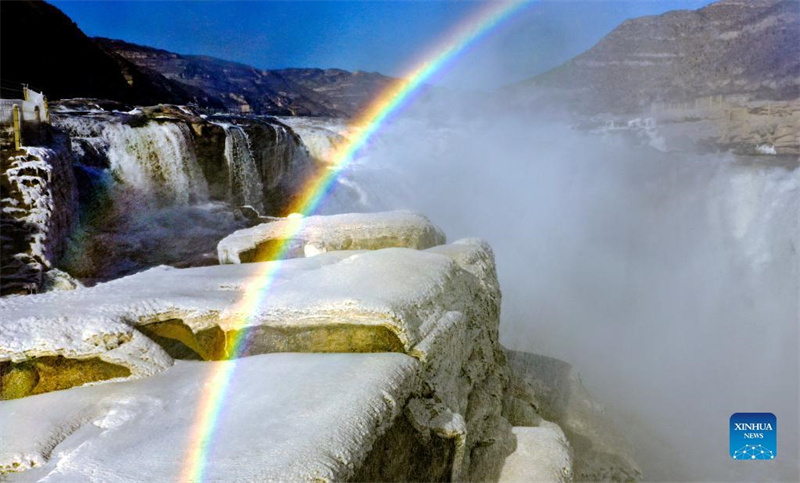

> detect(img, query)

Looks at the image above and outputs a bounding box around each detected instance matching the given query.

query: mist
[318,100,799,481]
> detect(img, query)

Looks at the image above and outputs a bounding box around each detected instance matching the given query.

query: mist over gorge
[1,0,798,481]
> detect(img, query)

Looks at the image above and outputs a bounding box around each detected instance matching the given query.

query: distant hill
[1,1,396,117]
[0,0,223,108]
[510,0,800,114]
[97,39,398,117]
[276,68,397,117]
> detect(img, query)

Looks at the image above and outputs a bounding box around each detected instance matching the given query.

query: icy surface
[217,210,446,264]
[1,247,474,354]
[0,313,172,383]
[0,352,421,480]
[498,424,574,483]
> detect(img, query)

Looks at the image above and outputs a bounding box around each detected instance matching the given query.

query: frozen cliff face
[217,210,446,263]
[0,133,78,295]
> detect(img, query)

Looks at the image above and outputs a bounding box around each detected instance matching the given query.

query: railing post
[12,104,21,150]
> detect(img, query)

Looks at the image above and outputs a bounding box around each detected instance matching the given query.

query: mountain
[1,1,396,117]
[98,39,398,117]
[511,0,800,114]
[0,0,222,108]
[276,68,396,117]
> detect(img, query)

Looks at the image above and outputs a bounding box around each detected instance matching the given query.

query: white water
[278,116,350,163]
[312,114,799,482]
[55,116,209,206]
[217,122,265,212]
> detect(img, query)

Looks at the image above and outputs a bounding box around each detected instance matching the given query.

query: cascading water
[278,116,349,163]
[216,122,265,213]
[55,115,209,206]
[262,123,301,190]
[53,114,243,283]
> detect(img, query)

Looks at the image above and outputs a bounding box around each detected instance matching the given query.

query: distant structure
[0,86,50,151]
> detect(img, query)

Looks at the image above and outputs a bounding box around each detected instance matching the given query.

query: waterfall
[54,116,209,206]
[217,123,265,213]
[278,116,349,163]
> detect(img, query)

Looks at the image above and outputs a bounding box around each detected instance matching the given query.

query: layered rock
[0,233,514,481]
[0,211,640,481]
[508,0,800,156]
[0,316,172,400]
[515,0,799,113]
[0,132,78,295]
[218,210,446,263]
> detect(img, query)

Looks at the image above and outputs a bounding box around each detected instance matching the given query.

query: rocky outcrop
[0,315,173,400]
[577,98,800,157]
[276,68,398,117]
[0,233,513,481]
[514,0,799,114]
[0,132,78,295]
[505,350,642,482]
[507,0,799,156]
[499,424,574,483]
[217,210,446,263]
[0,212,639,481]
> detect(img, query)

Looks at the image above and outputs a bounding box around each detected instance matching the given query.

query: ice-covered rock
[0,136,78,295]
[499,424,574,483]
[0,353,438,480]
[0,315,172,400]
[505,350,642,482]
[217,210,446,264]
[0,238,515,481]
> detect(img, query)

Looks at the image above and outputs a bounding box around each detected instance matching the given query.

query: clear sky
[50,0,715,90]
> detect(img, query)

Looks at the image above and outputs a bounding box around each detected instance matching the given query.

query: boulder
[217,210,446,264]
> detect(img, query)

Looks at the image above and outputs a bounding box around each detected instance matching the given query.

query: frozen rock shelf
[217,210,446,263]
[0,353,430,481]
[0,210,638,481]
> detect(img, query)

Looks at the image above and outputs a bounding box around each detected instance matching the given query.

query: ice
[217,210,446,264]
[0,353,421,480]
[498,424,573,483]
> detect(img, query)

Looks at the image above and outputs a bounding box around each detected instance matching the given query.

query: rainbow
[180,1,531,481]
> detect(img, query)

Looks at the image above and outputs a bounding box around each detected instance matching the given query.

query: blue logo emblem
[730,413,776,460]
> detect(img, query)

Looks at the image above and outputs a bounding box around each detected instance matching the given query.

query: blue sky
[51,1,715,90]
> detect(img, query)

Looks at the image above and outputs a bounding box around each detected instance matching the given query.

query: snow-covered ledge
[1,232,516,480]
